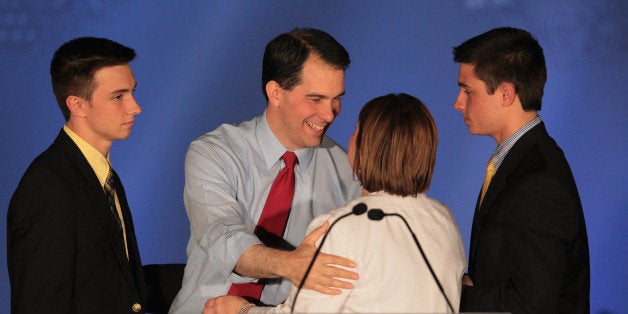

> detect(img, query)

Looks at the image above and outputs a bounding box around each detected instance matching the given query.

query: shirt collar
[491,116,542,169]
[256,110,313,170]
[63,125,111,187]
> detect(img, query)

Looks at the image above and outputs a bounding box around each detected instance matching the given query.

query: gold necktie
[480,159,496,205]
[104,167,129,258]
[104,169,122,229]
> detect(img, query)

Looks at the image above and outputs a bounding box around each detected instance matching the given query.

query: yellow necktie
[480,159,496,205]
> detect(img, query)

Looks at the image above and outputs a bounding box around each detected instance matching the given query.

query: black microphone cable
[291,203,367,313]
[368,208,455,313]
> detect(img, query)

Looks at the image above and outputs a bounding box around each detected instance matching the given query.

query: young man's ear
[66,95,86,118]
[265,81,282,107]
[499,82,517,107]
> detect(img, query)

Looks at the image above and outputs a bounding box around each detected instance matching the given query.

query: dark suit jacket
[461,122,590,314]
[7,129,147,314]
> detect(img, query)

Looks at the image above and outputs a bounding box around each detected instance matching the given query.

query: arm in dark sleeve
[7,168,77,314]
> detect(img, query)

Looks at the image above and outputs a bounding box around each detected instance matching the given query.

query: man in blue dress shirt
[170,28,362,313]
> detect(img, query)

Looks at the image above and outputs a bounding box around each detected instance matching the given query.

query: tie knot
[281,151,298,169]
[106,167,115,187]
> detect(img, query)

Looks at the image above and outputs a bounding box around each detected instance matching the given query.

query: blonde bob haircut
[354,93,438,197]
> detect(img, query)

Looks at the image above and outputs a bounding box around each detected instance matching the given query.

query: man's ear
[499,82,517,107]
[66,95,86,118]
[265,81,282,107]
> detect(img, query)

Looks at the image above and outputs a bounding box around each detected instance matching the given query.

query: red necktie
[227,151,298,301]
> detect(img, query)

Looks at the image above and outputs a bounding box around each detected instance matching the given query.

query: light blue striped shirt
[171,111,361,313]
[490,116,542,170]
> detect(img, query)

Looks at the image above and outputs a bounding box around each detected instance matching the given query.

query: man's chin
[305,137,324,148]
[466,126,480,135]
[116,132,133,140]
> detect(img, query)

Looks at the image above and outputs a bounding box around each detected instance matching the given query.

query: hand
[462,273,474,286]
[283,221,359,295]
[203,295,250,314]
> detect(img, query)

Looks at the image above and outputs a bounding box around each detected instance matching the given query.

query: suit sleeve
[7,167,77,314]
[463,173,579,313]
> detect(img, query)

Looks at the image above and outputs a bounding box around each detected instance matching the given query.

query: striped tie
[104,168,122,229]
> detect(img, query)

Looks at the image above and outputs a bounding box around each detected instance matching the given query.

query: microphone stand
[368,208,455,313]
[291,203,367,313]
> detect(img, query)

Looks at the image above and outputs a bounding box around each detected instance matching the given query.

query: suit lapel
[469,123,549,262]
[110,169,147,300]
[55,130,142,297]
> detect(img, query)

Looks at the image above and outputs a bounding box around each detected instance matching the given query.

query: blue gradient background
[1,1,626,313]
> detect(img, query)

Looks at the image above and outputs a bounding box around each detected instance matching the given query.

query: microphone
[367,208,385,221]
[291,203,367,313]
[367,208,455,313]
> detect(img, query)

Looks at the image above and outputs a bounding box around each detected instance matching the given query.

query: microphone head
[367,208,385,221]
[352,203,367,215]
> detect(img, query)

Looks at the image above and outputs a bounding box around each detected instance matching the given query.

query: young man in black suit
[453,27,590,313]
[7,37,146,313]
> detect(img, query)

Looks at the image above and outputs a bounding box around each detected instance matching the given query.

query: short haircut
[354,93,438,196]
[50,37,136,121]
[261,27,350,100]
[452,27,547,111]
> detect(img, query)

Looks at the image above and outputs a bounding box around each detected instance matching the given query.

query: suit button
[132,303,142,312]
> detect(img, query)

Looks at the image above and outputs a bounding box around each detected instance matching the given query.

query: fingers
[313,274,355,290]
[324,263,359,281]
[302,271,354,294]
[308,283,344,296]
[203,298,216,314]
[318,251,356,269]
[203,296,248,314]
[289,221,360,296]
[311,253,358,282]
[302,221,329,245]
[462,273,474,286]
[204,298,214,308]
[298,253,359,295]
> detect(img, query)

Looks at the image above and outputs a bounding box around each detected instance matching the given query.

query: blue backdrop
[1,1,626,313]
